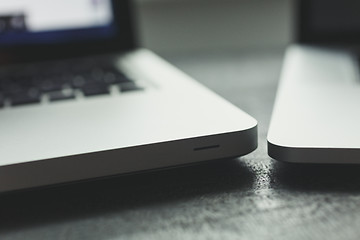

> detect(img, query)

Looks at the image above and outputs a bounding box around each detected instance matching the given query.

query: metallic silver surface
[0,49,256,192]
[268,45,360,163]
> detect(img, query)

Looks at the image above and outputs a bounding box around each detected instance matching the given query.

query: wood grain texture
[2,50,360,240]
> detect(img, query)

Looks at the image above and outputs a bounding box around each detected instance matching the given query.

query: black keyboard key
[70,59,96,73]
[81,83,109,97]
[10,88,41,106]
[119,82,143,92]
[101,65,124,74]
[71,75,86,88]
[103,72,133,85]
[12,77,34,89]
[40,78,65,92]
[48,90,75,102]
[103,72,117,84]
[2,83,24,96]
[90,68,105,81]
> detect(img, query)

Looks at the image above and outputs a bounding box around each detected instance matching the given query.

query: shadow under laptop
[0,158,254,234]
[272,161,360,193]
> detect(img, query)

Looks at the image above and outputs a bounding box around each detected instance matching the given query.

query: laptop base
[268,45,360,163]
[0,49,257,192]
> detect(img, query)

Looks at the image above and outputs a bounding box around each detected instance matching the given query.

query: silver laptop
[268,0,360,163]
[0,0,257,192]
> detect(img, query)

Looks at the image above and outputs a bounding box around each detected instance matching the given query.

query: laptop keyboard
[0,57,142,108]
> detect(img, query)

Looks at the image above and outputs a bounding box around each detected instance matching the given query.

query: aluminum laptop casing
[268,45,360,163]
[0,49,257,192]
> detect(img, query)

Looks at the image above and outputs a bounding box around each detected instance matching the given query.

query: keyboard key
[81,83,109,97]
[2,83,24,97]
[12,77,34,88]
[48,90,75,102]
[104,72,133,85]
[90,68,104,81]
[119,82,143,92]
[103,72,118,84]
[71,75,86,88]
[10,88,41,106]
[40,78,64,92]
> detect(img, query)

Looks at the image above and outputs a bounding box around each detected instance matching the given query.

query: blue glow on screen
[0,25,116,45]
[0,0,116,45]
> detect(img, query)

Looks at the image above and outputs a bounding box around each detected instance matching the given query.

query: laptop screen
[298,0,360,44]
[0,0,116,46]
[308,1,360,33]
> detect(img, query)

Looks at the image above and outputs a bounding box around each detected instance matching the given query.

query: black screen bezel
[0,0,137,64]
[296,0,360,45]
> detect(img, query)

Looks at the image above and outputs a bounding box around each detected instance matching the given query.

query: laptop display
[298,0,360,44]
[307,1,360,33]
[0,0,116,45]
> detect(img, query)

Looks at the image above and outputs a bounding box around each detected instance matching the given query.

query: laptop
[0,0,257,192]
[268,0,360,163]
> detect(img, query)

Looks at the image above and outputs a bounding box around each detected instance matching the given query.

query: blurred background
[135,0,294,54]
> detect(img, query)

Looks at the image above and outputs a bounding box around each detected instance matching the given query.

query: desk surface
[2,50,360,240]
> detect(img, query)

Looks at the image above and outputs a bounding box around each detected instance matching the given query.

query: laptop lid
[0,0,136,64]
[297,0,360,45]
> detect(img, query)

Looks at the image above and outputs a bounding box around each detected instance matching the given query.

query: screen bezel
[0,0,137,64]
[297,0,360,45]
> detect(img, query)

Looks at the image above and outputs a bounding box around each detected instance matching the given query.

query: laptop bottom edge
[0,126,257,193]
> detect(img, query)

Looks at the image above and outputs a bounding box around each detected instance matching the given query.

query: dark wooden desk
[2,50,360,240]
